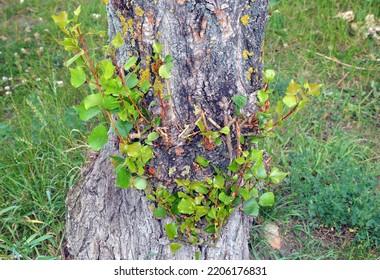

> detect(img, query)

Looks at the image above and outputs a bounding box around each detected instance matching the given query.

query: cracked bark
[64,0,269,260]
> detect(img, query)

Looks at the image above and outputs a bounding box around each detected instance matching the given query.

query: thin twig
[307,49,367,71]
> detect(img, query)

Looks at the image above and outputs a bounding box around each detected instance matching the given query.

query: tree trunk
[64,0,269,260]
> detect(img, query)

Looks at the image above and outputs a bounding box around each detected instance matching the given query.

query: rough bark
[65,0,269,260]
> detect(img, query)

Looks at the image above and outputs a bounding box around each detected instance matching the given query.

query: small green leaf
[195,156,209,167]
[146,131,159,144]
[283,95,298,108]
[286,80,301,96]
[220,126,230,135]
[164,223,178,240]
[170,243,182,254]
[159,62,174,79]
[305,83,322,96]
[163,55,173,63]
[153,206,167,218]
[101,59,115,80]
[126,73,139,89]
[235,157,245,165]
[257,89,269,104]
[269,167,288,184]
[73,102,101,121]
[263,69,275,84]
[195,251,201,260]
[218,192,233,205]
[178,198,195,214]
[69,67,86,88]
[125,142,141,157]
[52,11,69,32]
[152,42,163,55]
[124,56,138,71]
[133,177,147,190]
[115,120,133,138]
[103,96,120,110]
[243,198,259,217]
[74,5,81,16]
[111,32,123,48]
[64,49,84,66]
[232,94,248,111]
[88,125,108,151]
[115,166,131,188]
[259,192,275,207]
[84,93,102,110]
[213,175,225,189]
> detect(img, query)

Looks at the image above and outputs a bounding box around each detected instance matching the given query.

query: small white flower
[20,0,24,4]
[14,52,19,57]
[57,81,64,87]
[21,48,27,54]
[2,77,7,81]
[4,86,10,90]
[8,77,12,81]
[38,17,43,22]
[5,91,11,95]
[25,26,31,33]
[92,13,101,19]
[36,78,41,82]
[21,79,27,84]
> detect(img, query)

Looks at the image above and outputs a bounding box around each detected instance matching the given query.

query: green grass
[0,0,379,259]
[0,0,107,259]
[255,0,379,259]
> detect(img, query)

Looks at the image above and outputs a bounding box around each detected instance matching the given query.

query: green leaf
[52,11,69,32]
[74,5,81,16]
[195,156,209,167]
[259,192,275,207]
[146,131,159,144]
[88,125,108,151]
[115,120,133,138]
[257,89,269,104]
[286,79,301,96]
[115,167,131,188]
[220,126,230,135]
[59,38,80,52]
[305,82,322,96]
[170,243,182,254]
[139,79,150,93]
[235,157,245,165]
[232,94,248,111]
[124,56,138,71]
[243,198,259,217]
[269,167,288,184]
[133,177,147,190]
[195,251,201,260]
[69,67,86,88]
[140,145,154,164]
[218,192,233,205]
[126,73,139,89]
[73,102,101,121]
[125,142,141,157]
[213,175,225,189]
[152,42,163,55]
[178,198,195,214]
[64,49,84,65]
[282,95,298,108]
[263,69,275,84]
[111,32,123,48]
[163,55,173,63]
[101,59,115,80]
[103,96,120,110]
[159,62,174,79]
[253,163,267,179]
[84,93,102,110]
[153,206,167,218]
[164,223,178,240]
